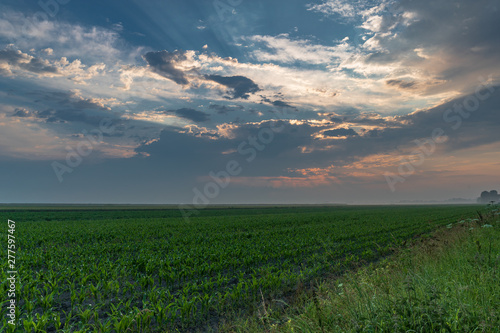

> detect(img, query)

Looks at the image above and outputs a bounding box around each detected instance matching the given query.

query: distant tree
[478,190,500,203]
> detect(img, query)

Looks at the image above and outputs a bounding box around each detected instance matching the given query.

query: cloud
[323,127,358,137]
[306,0,500,98]
[33,90,112,110]
[385,78,418,90]
[204,74,260,99]
[143,50,191,85]
[209,104,244,114]
[167,108,210,122]
[246,34,352,65]
[0,10,121,62]
[0,49,59,75]
[3,85,497,199]
[10,107,87,124]
[0,112,66,160]
[306,0,357,18]
[8,90,118,126]
[229,175,335,188]
[0,47,107,84]
[361,0,500,94]
[11,108,34,118]
[259,95,298,111]
[57,59,106,85]
[271,100,297,110]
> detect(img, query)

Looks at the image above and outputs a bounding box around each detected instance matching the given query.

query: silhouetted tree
[477,190,500,203]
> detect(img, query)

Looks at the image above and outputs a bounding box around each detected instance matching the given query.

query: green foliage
[259,205,500,333]
[0,205,486,331]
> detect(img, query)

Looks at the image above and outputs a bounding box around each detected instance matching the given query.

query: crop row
[0,205,483,331]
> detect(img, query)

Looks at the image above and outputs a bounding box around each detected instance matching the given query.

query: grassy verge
[224,205,500,332]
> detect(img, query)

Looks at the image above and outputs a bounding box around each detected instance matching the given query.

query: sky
[0,0,499,205]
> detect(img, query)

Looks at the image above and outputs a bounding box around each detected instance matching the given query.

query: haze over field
[0,0,499,204]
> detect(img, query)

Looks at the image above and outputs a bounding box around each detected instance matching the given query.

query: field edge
[223,205,500,333]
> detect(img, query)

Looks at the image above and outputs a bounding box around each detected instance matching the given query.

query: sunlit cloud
[0,0,499,203]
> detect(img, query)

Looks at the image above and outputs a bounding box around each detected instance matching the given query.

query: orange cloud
[228,175,338,188]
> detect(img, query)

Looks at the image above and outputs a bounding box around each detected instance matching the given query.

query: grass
[0,205,493,332]
[227,205,500,332]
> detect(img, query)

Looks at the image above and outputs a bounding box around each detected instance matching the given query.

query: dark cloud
[322,85,500,158]
[11,107,102,125]
[397,0,500,51]
[5,90,170,147]
[259,95,272,104]
[393,86,500,151]
[204,74,260,99]
[138,85,500,179]
[0,49,58,75]
[43,108,94,124]
[142,51,261,99]
[386,79,417,90]
[70,98,107,111]
[9,90,123,128]
[136,119,326,178]
[365,0,500,91]
[208,104,244,114]
[167,108,210,122]
[271,100,297,110]
[259,96,298,112]
[248,108,264,115]
[4,88,498,205]
[364,129,382,138]
[11,108,33,117]
[31,91,109,111]
[323,128,358,137]
[143,50,190,85]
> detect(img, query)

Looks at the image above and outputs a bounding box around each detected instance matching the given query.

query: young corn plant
[62,309,74,330]
[153,300,167,327]
[41,290,55,311]
[23,316,36,333]
[70,288,78,307]
[33,312,51,332]
[89,282,102,303]
[24,299,35,313]
[134,308,154,333]
[112,313,134,333]
[52,313,62,331]
[92,317,113,332]
[78,308,93,326]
